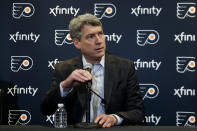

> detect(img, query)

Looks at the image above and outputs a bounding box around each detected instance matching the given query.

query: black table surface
[0,125,197,131]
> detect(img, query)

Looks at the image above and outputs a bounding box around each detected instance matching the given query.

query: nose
[95,34,102,44]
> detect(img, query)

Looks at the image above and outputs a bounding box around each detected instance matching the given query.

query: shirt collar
[82,55,105,68]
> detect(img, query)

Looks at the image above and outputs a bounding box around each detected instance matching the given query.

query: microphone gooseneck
[84,63,106,104]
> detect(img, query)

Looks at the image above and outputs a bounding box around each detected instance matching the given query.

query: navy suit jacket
[41,53,145,125]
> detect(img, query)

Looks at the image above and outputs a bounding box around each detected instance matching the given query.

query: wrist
[60,81,71,91]
[111,114,118,125]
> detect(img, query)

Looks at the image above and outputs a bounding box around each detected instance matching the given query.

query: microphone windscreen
[84,63,92,72]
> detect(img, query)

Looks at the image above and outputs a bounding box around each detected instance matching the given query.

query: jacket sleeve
[117,62,145,125]
[40,63,70,116]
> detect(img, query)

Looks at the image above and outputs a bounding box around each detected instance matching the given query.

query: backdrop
[0,0,197,126]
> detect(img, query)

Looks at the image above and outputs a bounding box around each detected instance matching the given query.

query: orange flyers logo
[176,111,196,127]
[137,30,159,46]
[140,83,159,100]
[55,30,73,46]
[176,57,196,73]
[11,56,33,72]
[12,3,35,19]
[94,3,116,19]
[177,3,196,19]
[8,110,31,125]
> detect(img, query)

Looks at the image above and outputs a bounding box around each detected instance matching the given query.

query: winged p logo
[94,3,116,19]
[176,57,195,73]
[8,110,31,125]
[55,30,73,46]
[177,3,196,19]
[11,56,33,72]
[12,3,35,19]
[137,30,159,46]
[176,111,196,127]
[140,83,159,100]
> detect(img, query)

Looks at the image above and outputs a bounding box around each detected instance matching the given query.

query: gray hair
[69,13,102,40]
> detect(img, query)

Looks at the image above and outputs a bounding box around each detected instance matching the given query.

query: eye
[87,34,95,39]
[98,32,104,36]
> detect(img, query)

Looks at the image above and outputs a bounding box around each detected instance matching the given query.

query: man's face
[74,25,106,63]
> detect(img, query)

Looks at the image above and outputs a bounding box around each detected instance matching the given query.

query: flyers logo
[137,30,159,46]
[140,83,159,100]
[176,111,196,127]
[177,3,196,19]
[11,56,33,72]
[94,3,116,19]
[176,56,196,73]
[8,110,31,125]
[55,30,73,46]
[12,3,35,19]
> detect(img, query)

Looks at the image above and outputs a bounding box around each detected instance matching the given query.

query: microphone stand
[74,81,101,129]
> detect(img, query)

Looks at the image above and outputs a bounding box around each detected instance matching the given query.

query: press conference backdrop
[0,0,197,127]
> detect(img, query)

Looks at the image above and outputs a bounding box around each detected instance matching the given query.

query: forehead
[81,25,103,35]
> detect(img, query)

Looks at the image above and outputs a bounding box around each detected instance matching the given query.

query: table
[0,125,196,131]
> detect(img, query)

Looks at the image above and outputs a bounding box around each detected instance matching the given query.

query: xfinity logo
[7,85,38,96]
[105,33,122,43]
[134,59,162,70]
[174,32,196,44]
[131,5,162,16]
[145,114,161,125]
[174,86,195,98]
[46,114,55,124]
[49,5,80,16]
[48,58,60,70]
[9,32,40,43]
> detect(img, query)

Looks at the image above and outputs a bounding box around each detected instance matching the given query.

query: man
[41,13,145,128]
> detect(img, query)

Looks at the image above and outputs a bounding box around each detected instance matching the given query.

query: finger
[102,118,111,128]
[99,116,108,125]
[78,70,92,80]
[73,70,91,82]
[74,73,87,82]
[94,114,105,123]
[106,123,112,128]
[103,122,112,128]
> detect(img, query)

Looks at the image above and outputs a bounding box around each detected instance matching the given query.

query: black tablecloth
[0,125,196,131]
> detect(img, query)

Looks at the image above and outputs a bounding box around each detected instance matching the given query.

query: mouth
[95,47,104,51]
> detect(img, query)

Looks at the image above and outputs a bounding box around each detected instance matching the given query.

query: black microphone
[84,63,92,72]
[84,63,92,88]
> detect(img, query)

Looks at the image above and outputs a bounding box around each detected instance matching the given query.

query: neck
[84,56,102,65]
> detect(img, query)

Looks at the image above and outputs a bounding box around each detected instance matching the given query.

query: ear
[73,38,81,50]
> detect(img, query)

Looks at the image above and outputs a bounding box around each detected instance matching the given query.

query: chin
[97,52,105,57]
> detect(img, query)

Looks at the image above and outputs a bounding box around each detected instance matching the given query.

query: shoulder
[54,56,82,71]
[106,54,134,66]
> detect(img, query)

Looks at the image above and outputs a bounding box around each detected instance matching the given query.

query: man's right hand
[60,69,92,91]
